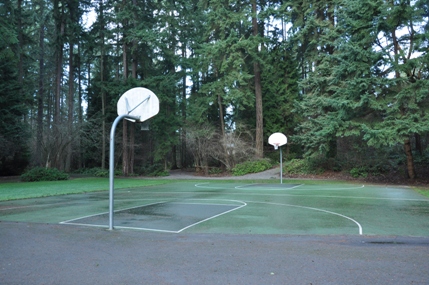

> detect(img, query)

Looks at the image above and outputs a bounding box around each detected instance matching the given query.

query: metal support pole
[280,146,283,184]
[109,114,140,230]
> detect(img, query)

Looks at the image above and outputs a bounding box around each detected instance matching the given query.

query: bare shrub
[210,128,257,170]
[185,123,257,174]
[185,123,217,175]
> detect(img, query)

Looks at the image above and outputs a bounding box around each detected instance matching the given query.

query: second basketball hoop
[268,132,287,149]
[268,132,287,184]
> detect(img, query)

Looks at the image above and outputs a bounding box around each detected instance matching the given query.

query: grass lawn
[0,178,172,201]
[416,188,429,198]
[0,176,348,202]
[1,176,428,201]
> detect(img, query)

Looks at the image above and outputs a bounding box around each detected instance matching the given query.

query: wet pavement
[63,201,242,233]
[1,221,428,285]
[1,172,429,284]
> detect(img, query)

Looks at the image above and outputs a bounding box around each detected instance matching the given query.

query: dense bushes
[21,167,69,182]
[74,167,123,177]
[73,166,169,177]
[232,158,273,176]
[349,167,368,178]
[283,154,394,178]
[283,156,334,175]
[349,163,391,178]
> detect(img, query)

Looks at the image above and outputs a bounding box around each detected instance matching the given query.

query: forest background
[1,0,428,182]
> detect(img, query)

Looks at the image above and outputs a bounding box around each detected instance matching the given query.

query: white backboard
[117,87,159,122]
[268,132,287,149]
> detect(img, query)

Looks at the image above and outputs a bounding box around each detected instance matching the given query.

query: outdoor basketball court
[1,181,428,236]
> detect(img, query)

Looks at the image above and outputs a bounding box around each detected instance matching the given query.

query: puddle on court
[62,201,244,232]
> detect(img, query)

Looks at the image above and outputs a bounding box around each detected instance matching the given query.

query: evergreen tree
[294,0,429,179]
[192,0,254,134]
[0,0,30,174]
[6,0,426,178]
[289,0,341,158]
[261,42,299,147]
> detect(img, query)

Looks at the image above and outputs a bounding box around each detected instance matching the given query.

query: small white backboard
[117,87,159,122]
[268,132,287,150]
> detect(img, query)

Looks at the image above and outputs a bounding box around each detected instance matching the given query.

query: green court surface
[1,181,428,236]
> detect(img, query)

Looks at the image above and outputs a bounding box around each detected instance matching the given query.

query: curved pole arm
[109,114,140,230]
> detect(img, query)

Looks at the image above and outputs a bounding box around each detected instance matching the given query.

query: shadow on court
[1,181,429,284]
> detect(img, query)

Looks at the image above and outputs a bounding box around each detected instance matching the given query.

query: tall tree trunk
[53,0,65,170]
[252,0,263,158]
[36,6,45,167]
[171,145,179,170]
[53,0,64,127]
[99,0,106,169]
[122,34,129,175]
[77,40,83,169]
[181,46,188,168]
[391,26,416,180]
[129,0,138,174]
[218,92,226,137]
[65,41,74,172]
[17,0,25,123]
[404,139,416,179]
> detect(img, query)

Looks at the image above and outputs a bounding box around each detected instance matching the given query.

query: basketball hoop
[268,133,288,184]
[109,87,160,230]
[268,133,287,149]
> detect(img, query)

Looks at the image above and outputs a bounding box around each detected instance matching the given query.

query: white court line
[61,222,183,233]
[248,200,363,235]
[195,182,366,191]
[171,198,246,206]
[235,184,304,190]
[288,185,366,191]
[288,184,304,190]
[111,226,179,233]
[176,202,247,233]
[62,222,180,233]
[60,222,109,229]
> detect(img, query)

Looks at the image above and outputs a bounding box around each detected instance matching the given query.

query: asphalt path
[1,221,429,285]
[165,167,283,180]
